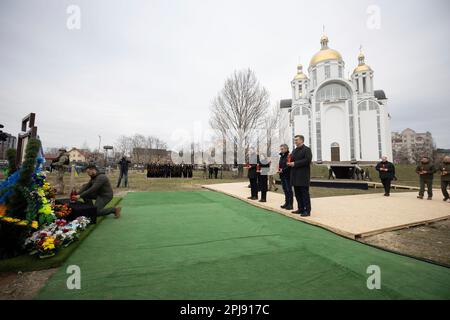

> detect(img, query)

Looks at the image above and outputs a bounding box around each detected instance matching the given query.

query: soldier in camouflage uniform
[416,156,436,200]
[438,156,450,202]
[52,148,69,195]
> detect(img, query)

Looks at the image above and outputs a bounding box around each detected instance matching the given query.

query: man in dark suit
[247,149,259,200]
[287,135,312,217]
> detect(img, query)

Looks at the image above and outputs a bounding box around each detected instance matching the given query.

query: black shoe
[301,212,311,217]
[384,193,390,197]
[284,206,293,210]
[417,196,423,199]
[291,210,301,214]
[247,196,258,200]
[259,199,266,203]
[280,204,287,209]
[427,197,432,200]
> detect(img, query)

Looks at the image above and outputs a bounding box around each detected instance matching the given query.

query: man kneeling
[76,164,121,218]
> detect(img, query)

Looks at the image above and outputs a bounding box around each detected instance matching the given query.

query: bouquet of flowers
[24,216,91,258]
[53,203,72,219]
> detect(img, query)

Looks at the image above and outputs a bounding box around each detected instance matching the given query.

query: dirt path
[0,268,58,300]
[361,219,450,267]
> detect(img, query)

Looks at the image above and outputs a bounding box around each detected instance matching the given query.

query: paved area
[203,182,450,239]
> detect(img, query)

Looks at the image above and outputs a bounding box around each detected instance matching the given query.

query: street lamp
[97,135,101,163]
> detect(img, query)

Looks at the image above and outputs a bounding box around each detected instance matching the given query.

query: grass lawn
[46,163,430,198]
[37,191,450,299]
[0,198,122,273]
[311,164,443,188]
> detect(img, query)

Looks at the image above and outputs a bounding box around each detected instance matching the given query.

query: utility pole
[98,135,101,163]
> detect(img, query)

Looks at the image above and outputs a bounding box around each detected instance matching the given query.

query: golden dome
[310,49,343,66]
[353,64,371,73]
[353,49,372,73]
[293,64,307,80]
[310,35,343,66]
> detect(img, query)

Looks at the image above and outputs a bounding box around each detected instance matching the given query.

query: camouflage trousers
[56,169,65,194]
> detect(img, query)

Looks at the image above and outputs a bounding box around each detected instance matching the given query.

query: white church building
[279,35,392,163]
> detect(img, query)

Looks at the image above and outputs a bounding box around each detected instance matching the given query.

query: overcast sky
[1,0,449,151]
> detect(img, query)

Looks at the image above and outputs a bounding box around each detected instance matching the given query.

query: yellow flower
[16,220,28,226]
[38,204,53,215]
[31,221,39,229]
[2,217,20,223]
[42,237,56,251]
[37,188,45,197]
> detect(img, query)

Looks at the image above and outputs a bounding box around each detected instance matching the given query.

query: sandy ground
[361,219,450,267]
[0,268,57,300]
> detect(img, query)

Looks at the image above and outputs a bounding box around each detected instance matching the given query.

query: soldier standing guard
[416,156,436,200]
[438,156,450,202]
[52,148,69,195]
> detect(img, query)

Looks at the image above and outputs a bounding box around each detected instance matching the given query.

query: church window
[348,100,355,160]
[325,64,330,79]
[338,66,343,78]
[362,77,367,93]
[315,101,322,161]
[313,69,317,86]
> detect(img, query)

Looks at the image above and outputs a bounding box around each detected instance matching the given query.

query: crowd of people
[146,163,193,178]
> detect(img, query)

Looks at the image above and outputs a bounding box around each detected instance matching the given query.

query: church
[279,34,392,163]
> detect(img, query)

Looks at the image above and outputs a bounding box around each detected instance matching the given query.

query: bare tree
[393,145,410,164]
[130,134,146,163]
[115,135,132,157]
[261,101,281,156]
[209,68,270,176]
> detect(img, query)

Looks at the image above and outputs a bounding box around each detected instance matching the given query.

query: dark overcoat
[290,144,312,187]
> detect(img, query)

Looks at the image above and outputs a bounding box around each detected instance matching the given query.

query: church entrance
[331,142,340,162]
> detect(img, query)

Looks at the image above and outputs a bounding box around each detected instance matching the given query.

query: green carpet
[37,191,450,299]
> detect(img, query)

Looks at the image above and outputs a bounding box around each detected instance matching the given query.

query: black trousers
[381,178,392,195]
[258,175,268,200]
[441,180,450,199]
[280,175,293,206]
[249,177,258,198]
[294,186,311,214]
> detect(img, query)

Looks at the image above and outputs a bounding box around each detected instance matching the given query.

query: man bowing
[287,135,312,217]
